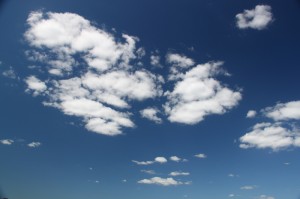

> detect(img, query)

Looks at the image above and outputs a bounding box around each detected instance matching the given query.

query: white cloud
[194,153,207,158]
[239,122,300,150]
[25,75,47,96]
[236,5,273,30]
[155,156,168,163]
[228,194,235,197]
[165,61,241,124]
[260,195,275,199]
[166,53,194,68]
[28,142,42,148]
[170,156,181,162]
[140,107,162,124]
[0,139,14,145]
[138,177,190,186]
[150,55,162,67]
[133,156,167,165]
[2,67,17,79]
[263,101,300,121]
[169,171,190,176]
[246,110,257,118]
[141,170,156,175]
[24,11,163,136]
[240,185,255,190]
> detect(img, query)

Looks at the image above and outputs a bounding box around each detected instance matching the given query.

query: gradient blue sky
[1,0,300,199]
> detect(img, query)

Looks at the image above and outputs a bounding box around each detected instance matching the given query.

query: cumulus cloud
[166,53,194,68]
[236,5,273,30]
[194,153,207,158]
[140,107,162,123]
[24,11,163,136]
[263,101,300,121]
[165,61,241,124]
[28,142,42,148]
[133,156,167,165]
[137,177,190,186]
[246,110,257,118]
[170,156,182,162]
[240,122,300,150]
[0,139,14,145]
[169,171,190,176]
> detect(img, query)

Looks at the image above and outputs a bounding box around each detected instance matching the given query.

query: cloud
[259,195,275,199]
[150,55,162,67]
[137,177,190,186]
[263,101,300,121]
[164,61,241,124]
[239,122,300,150]
[25,75,47,96]
[27,142,42,148]
[24,11,163,136]
[155,156,168,163]
[228,173,239,178]
[236,5,273,30]
[194,153,207,158]
[140,107,162,124]
[169,171,190,176]
[133,156,167,165]
[2,66,17,79]
[166,53,194,68]
[228,194,235,197]
[246,110,257,118]
[240,185,255,190]
[141,170,156,175]
[0,139,14,145]
[170,156,181,162]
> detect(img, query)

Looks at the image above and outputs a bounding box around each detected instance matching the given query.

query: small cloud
[228,194,235,197]
[132,160,154,165]
[89,167,93,170]
[95,180,100,183]
[246,110,257,118]
[240,185,256,190]
[194,153,207,159]
[236,5,273,30]
[122,179,127,183]
[169,171,190,176]
[228,173,239,178]
[259,195,275,199]
[27,142,42,148]
[284,162,290,165]
[140,107,162,124]
[166,53,195,68]
[150,54,162,68]
[141,170,156,175]
[2,66,17,79]
[0,139,14,145]
[138,177,190,186]
[155,156,167,163]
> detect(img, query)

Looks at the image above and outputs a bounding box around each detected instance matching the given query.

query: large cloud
[240,100,300,150]
[24,11,162,136]
[236,5,273,30]
[164,61,241,124]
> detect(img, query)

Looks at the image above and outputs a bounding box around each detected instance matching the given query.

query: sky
[0,0,300,199]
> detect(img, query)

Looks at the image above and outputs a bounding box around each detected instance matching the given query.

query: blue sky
[0,0,300,199]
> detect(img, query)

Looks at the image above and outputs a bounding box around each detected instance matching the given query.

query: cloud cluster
[164,62,241,124]
[0,139,42,148]
[236,5,273,30]
[24,11,163,136]
[24,11,241,136]
[138,177,190,186]
[240,101,300,150]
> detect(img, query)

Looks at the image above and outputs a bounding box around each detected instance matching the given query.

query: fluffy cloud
[28,142,42,148]
[239,122,300,150]
[137,177,190,186]
[150,55,162,67]
[0,139,14,145]
[169,171,190,176]
[194,153,207,158]
[133,156,167,165]
[24,11,162,136]
[170,156,182,162]
[240,100,300,151]
[246,110,257,118]
[140,107,162,123]
[25,75,47,96]
[165,61,241,124]
[263,101,300,121]
[236,5,273,30]
[166,53,194,68]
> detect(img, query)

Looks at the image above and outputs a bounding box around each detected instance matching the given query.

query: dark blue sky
[0,1,300,199]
